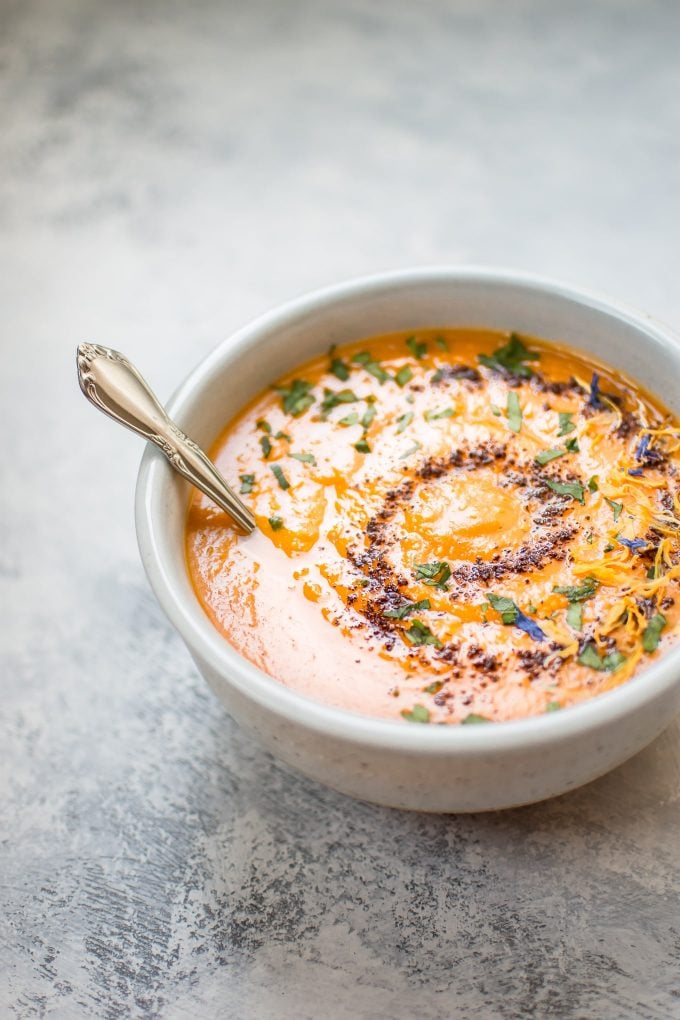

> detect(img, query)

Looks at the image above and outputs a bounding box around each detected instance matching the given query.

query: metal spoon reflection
[76,343,256,534]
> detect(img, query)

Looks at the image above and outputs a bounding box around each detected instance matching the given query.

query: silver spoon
[76,343,256,534]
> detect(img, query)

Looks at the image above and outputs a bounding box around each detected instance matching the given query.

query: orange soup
[186,329,680,724]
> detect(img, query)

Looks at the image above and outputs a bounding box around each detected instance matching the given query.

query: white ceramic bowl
[135,267,680,812]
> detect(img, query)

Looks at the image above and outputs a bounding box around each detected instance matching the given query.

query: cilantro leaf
[270,464,290,490]
[354,438,371,454]
[259,435,272,459]
[290,451,316,465]
[384,599,431,620]
[578,642,626,672]
[557,411,576,436]
[406,336,427,359]
[642,613,667,653]
[396,411,414,433]
[239,474,255,494]
[401,704,430,723]
[461,713,491,725]
[268,515,284,531]
[414,561,451,590]
[403,620,442,647]
[535,448,566,466]
[605,498,623,521]
[275,378,315,417]
[395,365,413,387]
[506,391,523,432]
[321,388,359,415]
[478,333,539,378]
[553,577,599,601]
[566,602,584,630]
[543,478,586,504]
[330,358,350,381]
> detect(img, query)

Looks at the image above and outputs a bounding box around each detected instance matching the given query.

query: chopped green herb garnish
[290,451,316,465]
[321,388,358,415]
[403,620,442,647]
[275,378,315,417]
[395,365,413,387]
[478,333,539,378]
[424,406,455,421]
[384,598,431,620]
[543,478,586,504]
[268,515,284,531]
[399,441,421,459]
[396,411,414,433]
[352,351,390,383]
[406,336,427,359]
[361,403,377,429]
[535,448,566,466]
[487,593,518,624]
[430,368,445,383]
[414,561,451,590]
[588,475,599,492]
[259,435,272,459]
[605,498,623,521]
[604,541,615,552]
[557,411,576,436]
[527,604,537,615]
[564,437,580,453]
[506,391,523,432]
[461,713,491,725]
[642,613,667,653]
[354,438,371,454]
[490,404,502,416]
[239,474,255,494]
[553,576,598,601]
[270,464,290,490]
[256,419,271,433]
[330,358,350,381]
[338,411,360,426]
[424,680,443,694]
[577,642,626,672]
[586,531,594,544]
[435,336,449,351]
[545,701,561,713]
[274,431,291,441]
[401,704,430,723]
[566,602,584,631]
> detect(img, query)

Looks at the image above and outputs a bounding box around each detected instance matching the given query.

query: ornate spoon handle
[76,343,256,534]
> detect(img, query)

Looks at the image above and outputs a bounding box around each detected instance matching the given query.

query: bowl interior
[136,268,680,744]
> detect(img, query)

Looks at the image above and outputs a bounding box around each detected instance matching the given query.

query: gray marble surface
[2,1,679,1017]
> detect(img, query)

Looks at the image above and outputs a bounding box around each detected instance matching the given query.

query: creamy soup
[186,329,680,724]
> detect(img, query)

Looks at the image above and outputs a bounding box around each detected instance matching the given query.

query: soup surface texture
[186,329,680,724]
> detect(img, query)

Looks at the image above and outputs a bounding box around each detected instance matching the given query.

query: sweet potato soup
[186,329,680,724]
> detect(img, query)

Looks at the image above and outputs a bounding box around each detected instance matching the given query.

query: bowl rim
[135,265,680,754]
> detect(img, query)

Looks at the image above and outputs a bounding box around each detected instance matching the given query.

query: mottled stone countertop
[2,2,679,1017]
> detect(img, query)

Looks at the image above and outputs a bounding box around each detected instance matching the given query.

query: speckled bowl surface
[135,267,680,812]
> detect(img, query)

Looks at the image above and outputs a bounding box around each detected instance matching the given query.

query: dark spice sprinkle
[270,463,290,490]
[239,474,255,494]
[259,435,272,459]
[276,378,315,416]
[268,515,284,531]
